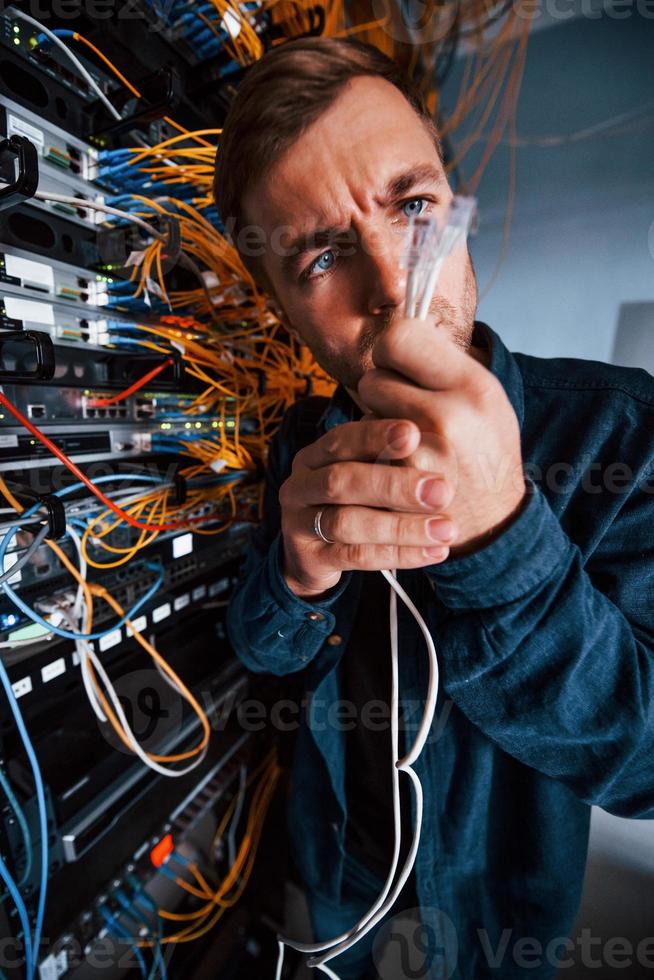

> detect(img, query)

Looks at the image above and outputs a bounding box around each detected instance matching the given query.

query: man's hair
[213,37,443,260]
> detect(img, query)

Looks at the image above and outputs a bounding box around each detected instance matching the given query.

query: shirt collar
[317,320,525,433]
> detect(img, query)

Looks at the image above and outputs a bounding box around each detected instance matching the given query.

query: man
[215,37,654,980]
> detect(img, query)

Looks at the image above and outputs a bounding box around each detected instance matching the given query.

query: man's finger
[332,542,450,570]
[287,461,451,512]
[314,504,456,547]
[370,316,483,392]
[358,369,446,431]
[298,418,421,470]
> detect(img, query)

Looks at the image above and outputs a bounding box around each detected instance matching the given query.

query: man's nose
[361,229,407,316]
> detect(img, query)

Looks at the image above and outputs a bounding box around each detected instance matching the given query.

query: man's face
[242,75,479,392]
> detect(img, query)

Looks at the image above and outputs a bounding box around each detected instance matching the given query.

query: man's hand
[279,418,457,599]
[358,317,527,556]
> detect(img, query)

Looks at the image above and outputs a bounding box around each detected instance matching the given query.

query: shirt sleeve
[226,402,350,676]
[425,475,654,819]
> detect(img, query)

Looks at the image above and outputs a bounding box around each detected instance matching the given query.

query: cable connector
[11,484,66,541]
[0,136,39,211]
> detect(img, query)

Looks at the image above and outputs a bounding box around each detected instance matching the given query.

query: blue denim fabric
[306,850,389,980]
[227,322,654,980]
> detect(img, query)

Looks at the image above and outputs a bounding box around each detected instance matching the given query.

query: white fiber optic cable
[416,197,476,321]
[11,11,122,122]
[0,181,167,243]
[275,194,477,980]
[64,525,208,778]
[31,193,165,240]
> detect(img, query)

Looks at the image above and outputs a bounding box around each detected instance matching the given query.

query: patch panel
[0,293,98,342]
[37,728,252,971]
[0,248,110,308]
[0,12,117,124]
[0,95,102,187]
[0,426,154,468]
[0,526,247,642]
[1,97,109,237]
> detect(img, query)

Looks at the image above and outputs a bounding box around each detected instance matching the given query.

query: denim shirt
[227,322,654,979]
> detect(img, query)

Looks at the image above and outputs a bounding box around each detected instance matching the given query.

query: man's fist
[279,418,457,599]
[358,317,527,555]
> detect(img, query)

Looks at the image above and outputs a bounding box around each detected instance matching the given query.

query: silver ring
[313,508,335,544]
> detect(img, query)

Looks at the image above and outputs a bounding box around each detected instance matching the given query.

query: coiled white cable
[64,524,208,778]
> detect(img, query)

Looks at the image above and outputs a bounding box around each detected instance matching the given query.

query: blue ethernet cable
[0,661,48,980]
[34,28,74,45]
[0,475,168,641]
[0,469,192,976]
[114,889,158,977]
[0,852,32,978]
[0,549,164,642]
[115,888,167,980]
[99,907,148,979]
[0,765,33,889]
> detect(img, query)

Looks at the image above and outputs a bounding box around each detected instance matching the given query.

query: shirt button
[327,634,342,646]
[306,611,325,622]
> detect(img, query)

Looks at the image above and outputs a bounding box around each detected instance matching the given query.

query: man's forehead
[244,75,444,232]
[249,148,445,237]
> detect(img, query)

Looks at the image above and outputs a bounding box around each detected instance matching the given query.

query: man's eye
[308,249,336,277]
[402,198,428,218]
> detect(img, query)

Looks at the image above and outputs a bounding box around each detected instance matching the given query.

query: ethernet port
[67,144,81,175]
[27,404,46,420]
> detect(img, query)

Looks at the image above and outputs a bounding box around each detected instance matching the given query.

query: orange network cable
[0,393,218,533]
[87,359,173,407]
[0,478,211,768]
[83,585,211,765]
[140,754,281,944]
[62,30,217,148]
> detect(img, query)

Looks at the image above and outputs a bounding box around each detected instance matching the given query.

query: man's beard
[312,269,478,390]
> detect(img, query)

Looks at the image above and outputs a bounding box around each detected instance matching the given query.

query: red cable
[0,392,211,532]
[88,358,173,407]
